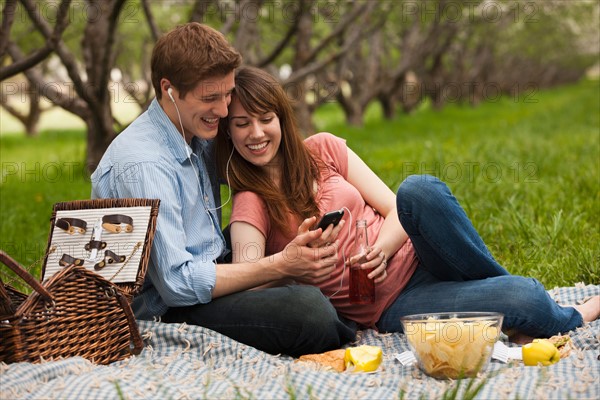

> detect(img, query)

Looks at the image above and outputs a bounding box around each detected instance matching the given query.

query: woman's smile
[247,141,269,153]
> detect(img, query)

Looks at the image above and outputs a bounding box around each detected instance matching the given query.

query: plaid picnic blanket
[2,284,598,399]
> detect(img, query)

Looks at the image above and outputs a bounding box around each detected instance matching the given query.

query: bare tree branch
[189,0,216,24]
[284,31,358,86]
[6,42,89,117]
[19,0,71,44]
[284,1,381,86]
[0,79,53,136]
[303,1,372,65]
[141,0,161,41]
[0,0,18,57]
[257,17,299,68]
[98,0,127,104]
[231,0,264,64]
[0,0,72,80]
[20,0,95,106]
[0,44,53,80]
[0,96,28,126]
[219,0,239,35]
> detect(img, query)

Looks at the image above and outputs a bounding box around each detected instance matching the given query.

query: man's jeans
[163,285,356,357]
[377,175,582,337]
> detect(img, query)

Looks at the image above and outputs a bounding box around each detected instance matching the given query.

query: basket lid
[42,198,160,298]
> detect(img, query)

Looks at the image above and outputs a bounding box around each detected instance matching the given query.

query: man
[91,22,355,357]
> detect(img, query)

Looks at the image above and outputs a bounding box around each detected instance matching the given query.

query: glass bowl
[400,312,504,379]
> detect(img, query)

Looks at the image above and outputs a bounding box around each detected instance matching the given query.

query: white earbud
[167,87,175,103]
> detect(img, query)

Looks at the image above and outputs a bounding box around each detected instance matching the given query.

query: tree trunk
[85,104,116,171]
[346,110,364,127]
[291,3,315,136]
[378,94,396,120]
[24,89,41,137]
[337,94,365,127]
[293,97,315,136]
[0,82,42,136]
[81,0,125,171]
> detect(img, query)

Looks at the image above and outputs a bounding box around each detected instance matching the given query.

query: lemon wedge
[344,345,383,372]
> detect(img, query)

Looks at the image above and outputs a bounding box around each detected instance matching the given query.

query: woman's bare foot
[571,295,600,323]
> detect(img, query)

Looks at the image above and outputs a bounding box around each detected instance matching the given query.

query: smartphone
[316,209,345,230]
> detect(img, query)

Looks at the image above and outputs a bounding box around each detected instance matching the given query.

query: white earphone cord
[328,206,353,299]
[169,88,234,212]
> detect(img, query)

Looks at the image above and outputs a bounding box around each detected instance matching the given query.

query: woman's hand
[303,218,346,249]
[352,246,388,283]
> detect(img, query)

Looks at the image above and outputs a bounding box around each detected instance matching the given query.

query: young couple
[92,23,599,358]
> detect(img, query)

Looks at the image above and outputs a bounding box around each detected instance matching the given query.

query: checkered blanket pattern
[1,284,598,399]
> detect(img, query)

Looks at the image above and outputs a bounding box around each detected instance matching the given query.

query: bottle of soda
[349,219,375,304]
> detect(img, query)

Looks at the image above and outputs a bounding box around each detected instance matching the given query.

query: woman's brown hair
[216,66,323,236]
[151,22,241,100]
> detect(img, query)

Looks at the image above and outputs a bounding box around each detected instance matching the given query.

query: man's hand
[279,217,340,284]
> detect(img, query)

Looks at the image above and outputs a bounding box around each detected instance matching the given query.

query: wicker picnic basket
[0,198,160,365]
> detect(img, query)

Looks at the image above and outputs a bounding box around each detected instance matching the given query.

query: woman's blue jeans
[377,175,582,337]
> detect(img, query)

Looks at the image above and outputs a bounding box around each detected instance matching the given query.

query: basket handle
[0,250,53,303]
[116,290,144,354]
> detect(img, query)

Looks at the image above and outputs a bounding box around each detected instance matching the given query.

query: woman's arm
[230,221,268,264]
[230,221,294,289]
[345,147,408,281]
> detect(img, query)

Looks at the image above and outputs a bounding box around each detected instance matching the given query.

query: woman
[216,66,599,341]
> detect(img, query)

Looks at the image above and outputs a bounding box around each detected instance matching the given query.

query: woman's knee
[396,174,446,212]
[497,276,553,315]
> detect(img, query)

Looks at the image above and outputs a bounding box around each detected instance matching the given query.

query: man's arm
[212,217,340,298]
[101,160,220,306]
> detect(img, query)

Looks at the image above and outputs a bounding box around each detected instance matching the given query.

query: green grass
[318,80,600,286]
[1,129,89,286]
[1,80,599,291]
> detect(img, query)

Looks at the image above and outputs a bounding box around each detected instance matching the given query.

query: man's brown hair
[151,22,242,100]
